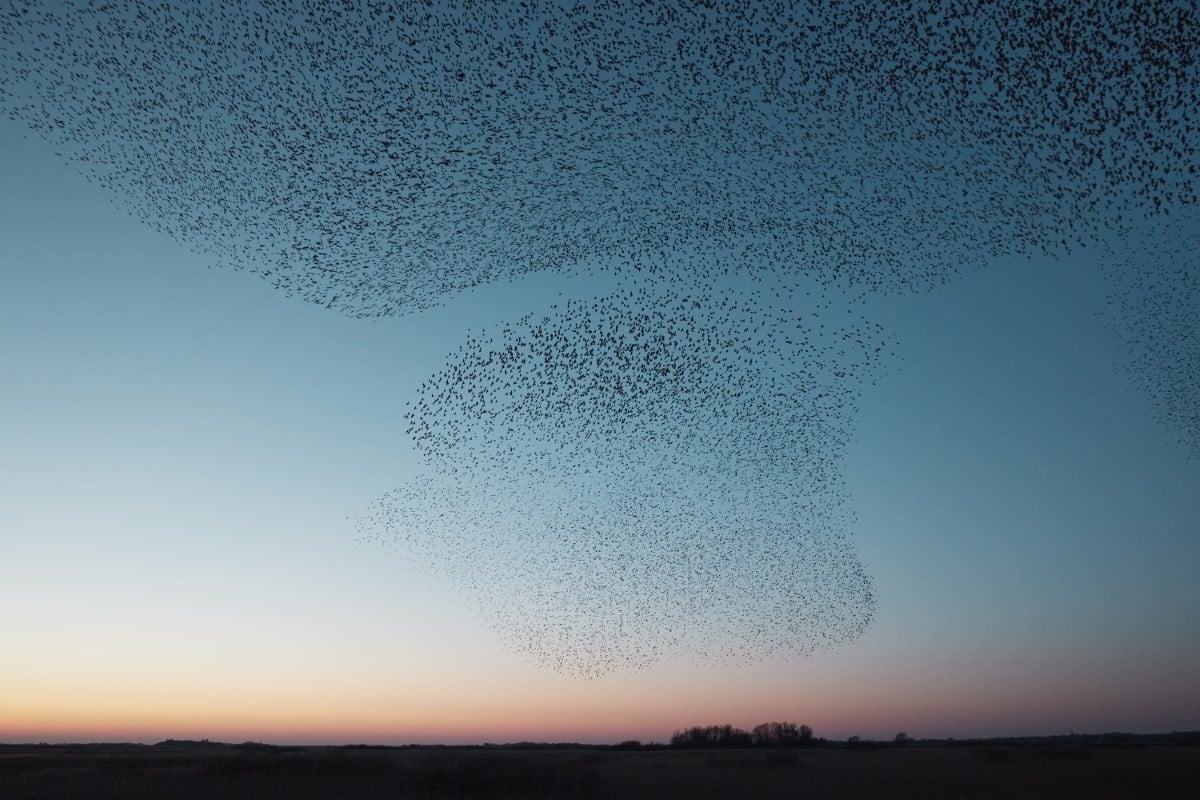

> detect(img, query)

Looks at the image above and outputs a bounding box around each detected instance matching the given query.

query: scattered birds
[4,1,1196,674]
[1101,207,1200,458]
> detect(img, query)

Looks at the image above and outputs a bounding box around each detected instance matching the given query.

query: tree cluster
[670,722,814,749]
[753,722,814,748]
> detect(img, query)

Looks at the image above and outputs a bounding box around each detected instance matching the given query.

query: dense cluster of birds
[359,272,886,674]
[4,2,1196,309]
[4,2,1197,673]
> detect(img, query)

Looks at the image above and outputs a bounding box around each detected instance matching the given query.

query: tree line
[670,722,814,749]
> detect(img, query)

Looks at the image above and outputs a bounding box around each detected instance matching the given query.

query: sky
[2,3,1199,745]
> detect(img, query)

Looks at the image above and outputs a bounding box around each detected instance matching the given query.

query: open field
[0,741,1195,799]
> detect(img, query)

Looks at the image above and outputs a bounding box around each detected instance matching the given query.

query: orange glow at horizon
[6,624,1197,746]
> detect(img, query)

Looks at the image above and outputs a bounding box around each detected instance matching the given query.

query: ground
[0,741,1194,799]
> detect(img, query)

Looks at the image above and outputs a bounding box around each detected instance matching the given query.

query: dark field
[0,742,1195,799]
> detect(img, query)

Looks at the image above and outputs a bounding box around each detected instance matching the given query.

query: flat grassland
[0,742,1194,799]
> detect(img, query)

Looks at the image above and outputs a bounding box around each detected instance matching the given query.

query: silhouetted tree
[669,724,753,749]
[751,722,814,748]
[673,722,813,749]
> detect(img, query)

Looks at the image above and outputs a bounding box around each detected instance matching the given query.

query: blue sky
[2,1,1199,743]
[3,114,1197,742]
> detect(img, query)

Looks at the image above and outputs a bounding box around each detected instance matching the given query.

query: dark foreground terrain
[0,740,1195,799]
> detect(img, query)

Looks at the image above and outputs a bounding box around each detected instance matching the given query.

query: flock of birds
[3,1,1196,675]
[361,272,887,674]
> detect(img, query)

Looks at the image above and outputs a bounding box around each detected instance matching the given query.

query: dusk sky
[2,2,1198,745]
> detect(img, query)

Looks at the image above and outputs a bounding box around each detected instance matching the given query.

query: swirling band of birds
[5,2,1195,308]
[359,271,885,676]
[3,2,1197,674]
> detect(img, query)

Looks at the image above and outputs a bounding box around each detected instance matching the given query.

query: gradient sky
[3,116,1197,745]
[3,2,1200,746]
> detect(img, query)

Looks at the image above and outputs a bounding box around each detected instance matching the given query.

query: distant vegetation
[666,727,1200,751]
[670,722,815,749]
